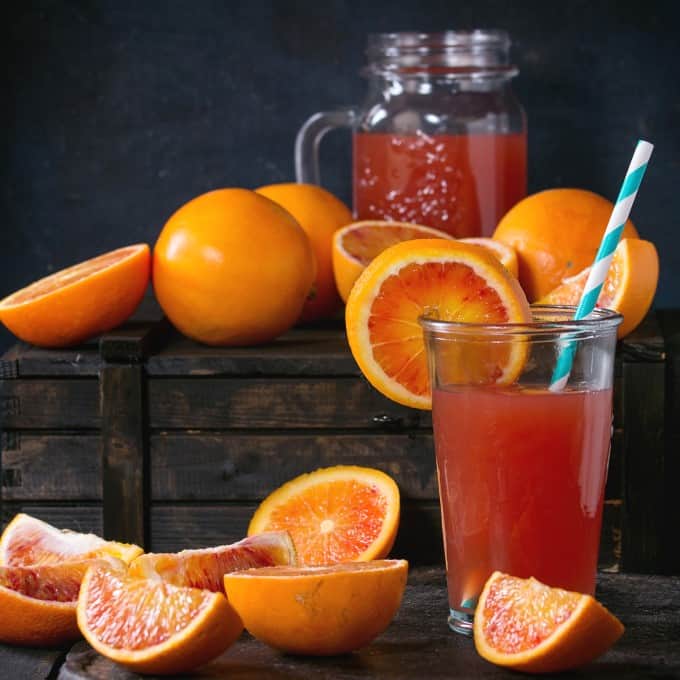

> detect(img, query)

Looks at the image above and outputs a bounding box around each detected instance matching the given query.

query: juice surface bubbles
[432,384,613,612]
[353,132,527,238]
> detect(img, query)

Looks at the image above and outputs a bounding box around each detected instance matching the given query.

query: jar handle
[295,107,358,185]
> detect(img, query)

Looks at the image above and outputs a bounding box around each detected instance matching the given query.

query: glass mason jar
[296,30,527,237]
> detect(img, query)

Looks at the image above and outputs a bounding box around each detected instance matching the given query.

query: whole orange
[492,189,639,301]
[256,183,353,321]
[153,188,315,345]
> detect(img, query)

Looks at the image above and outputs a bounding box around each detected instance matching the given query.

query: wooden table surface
[2,569,679,679]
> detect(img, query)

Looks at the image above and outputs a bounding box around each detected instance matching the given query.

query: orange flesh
[481,576,580,654]
[83,568,212,651]
[263,480,388,565]
[3,247,141,306]
[342,225,444,265]
[0,563,87,602]
[369,261,510,395]
[231,560,402,578]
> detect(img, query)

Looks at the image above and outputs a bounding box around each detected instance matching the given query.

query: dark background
[3,0,679,353]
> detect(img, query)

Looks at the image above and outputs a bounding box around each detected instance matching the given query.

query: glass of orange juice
[420,305,622,635]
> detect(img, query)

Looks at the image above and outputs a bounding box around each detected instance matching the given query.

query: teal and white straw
[550,140,654,391]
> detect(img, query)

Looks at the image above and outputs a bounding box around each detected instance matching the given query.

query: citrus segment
[0,560,116,646]
[332,220,454,303]
[223,559,408,655]
[128,531,297,591]
[248,466,400,566]
[256,183,353,321]
[460,237,519,278]
[474,572,624,673]
[77,564,243,675]
[0,514,143,566]
[0,244,150,347]
[492,188,639,301]
[539,238,659,338]
[346,239,532,410]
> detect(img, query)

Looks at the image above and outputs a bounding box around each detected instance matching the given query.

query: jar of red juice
[296,31,527,237]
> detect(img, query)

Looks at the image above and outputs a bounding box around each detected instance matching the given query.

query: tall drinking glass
[419,306,622,635]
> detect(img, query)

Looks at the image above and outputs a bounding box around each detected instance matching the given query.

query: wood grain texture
[1,503,103,535]
[0,644,67,680]
[58,569,680,680]
[0,379,99,429]
[148,377,430,430]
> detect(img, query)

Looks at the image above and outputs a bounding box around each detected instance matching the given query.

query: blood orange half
[332,221,454,303]
[248,466,400,566]
[345,239,532,410]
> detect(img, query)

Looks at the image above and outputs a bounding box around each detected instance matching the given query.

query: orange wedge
[345,239,532,410]
[0,244,150,347]
[77,563,243,675]
[474,571,624,673]
[248,466,400,566]
[223,559,408,655]
[332,221,454,303]
[539,238,659,338]
[128,531,297,591]
[0,559,116,646]
[460,237,519,278]
[0,513,143,566]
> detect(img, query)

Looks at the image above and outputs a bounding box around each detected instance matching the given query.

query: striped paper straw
[550,140,654,391]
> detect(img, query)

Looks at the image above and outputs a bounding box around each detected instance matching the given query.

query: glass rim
[419,305,623,337]
[366,30,511,50]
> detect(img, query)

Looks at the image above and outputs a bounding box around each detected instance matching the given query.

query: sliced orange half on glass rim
[345,239,532,410]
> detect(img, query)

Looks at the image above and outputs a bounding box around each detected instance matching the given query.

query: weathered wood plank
[58,569,680,680]
[1,503,103,534]
[146,324,360,377]
[100,365,148,548]
[148,377,431,429]
[0,644,67,680]
[621,360,666,573]
[0,379,99,429]
[2,434,100,501]
[151,432,436,501]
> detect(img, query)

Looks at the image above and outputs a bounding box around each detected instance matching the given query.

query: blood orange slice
[223,559,408,656]
[248,466,400,566]
[460,237,519,278]
[332,221,454,303]
[0,559,118,646]
[539,238,659,338]
[128,531,297,591]
[0,514,142,566]
[0,244,150,347]
[77,563,243,675]
[345,239,532,410]
[474,572,624,673]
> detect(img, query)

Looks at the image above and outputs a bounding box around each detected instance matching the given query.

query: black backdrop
[3,0,679,352]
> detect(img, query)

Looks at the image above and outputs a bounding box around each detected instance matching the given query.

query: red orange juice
[353,131,526,237]
[432,384,613,614]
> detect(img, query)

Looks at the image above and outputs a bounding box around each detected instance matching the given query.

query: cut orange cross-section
[248,466,400,566]
[345,239,532,410]
[0,514,143,566]
[0,244,150,347]
[539,238,659,338]
[474,571,624,673]
[78,563,243,675]
[332,221,454,303]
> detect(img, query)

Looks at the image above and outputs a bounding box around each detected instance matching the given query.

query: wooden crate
[1,311,678,573]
